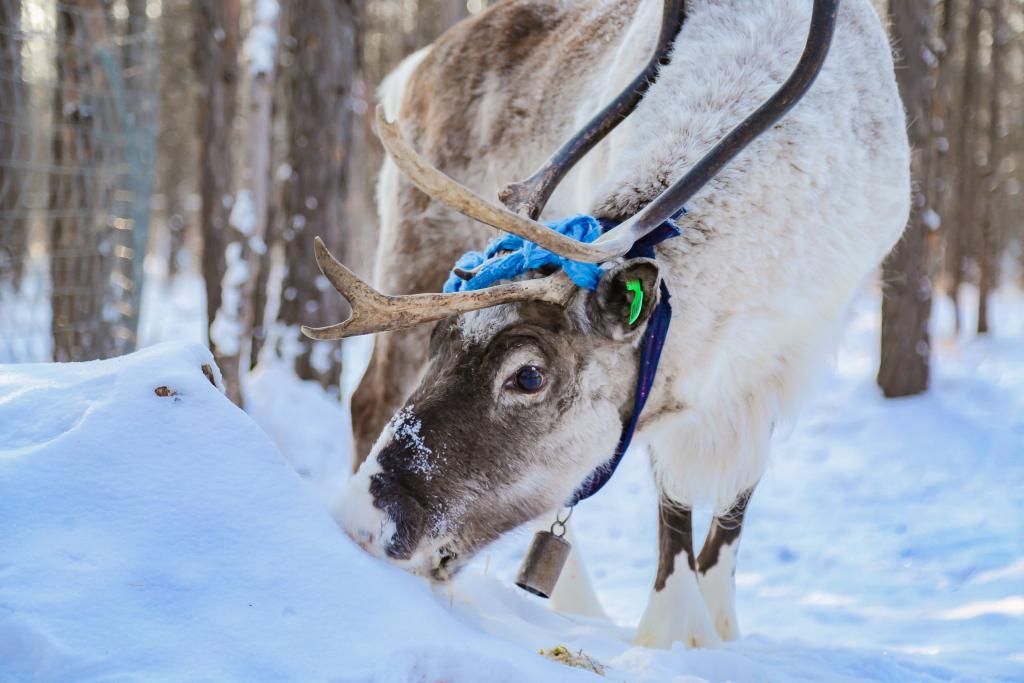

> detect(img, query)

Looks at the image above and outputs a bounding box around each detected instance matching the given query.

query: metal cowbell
[515,529,571,598]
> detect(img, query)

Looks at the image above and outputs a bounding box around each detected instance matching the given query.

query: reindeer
[303,0,909,648]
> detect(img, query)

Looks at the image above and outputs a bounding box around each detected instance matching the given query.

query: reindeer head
[302,0,835,580]
[330,253,661,579]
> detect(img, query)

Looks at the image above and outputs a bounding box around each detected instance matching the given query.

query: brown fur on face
[346,258,662,577]
[362,302,622,575]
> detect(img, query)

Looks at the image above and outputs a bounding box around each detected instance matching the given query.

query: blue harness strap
[567,218,679,505]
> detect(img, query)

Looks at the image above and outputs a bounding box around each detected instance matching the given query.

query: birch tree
[211,0,280,405]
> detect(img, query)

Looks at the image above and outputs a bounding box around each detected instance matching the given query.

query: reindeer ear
[586,258,661,340]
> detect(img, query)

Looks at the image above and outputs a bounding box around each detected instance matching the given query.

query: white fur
[698,539,741,640]
[334,455,392,556]
[635,562,721,649]
[335,410,416,561]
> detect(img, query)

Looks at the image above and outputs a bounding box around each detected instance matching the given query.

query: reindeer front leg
[697,487,754,641]
[635,497,721,648]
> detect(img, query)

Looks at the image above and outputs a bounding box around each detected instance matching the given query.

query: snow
[391,405,436,480]
[244,360,353,501]
[209,241,250,357]
[0,343,592,682]
[229,189,257,237]
[244,0,281,77]
[0,259,53,362]
[1,284,1022,681]
[136,271,207,351]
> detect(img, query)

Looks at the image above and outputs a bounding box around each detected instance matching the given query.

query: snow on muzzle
[333,409,465,581]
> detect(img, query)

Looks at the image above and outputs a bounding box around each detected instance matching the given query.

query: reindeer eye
[512,365,546,393]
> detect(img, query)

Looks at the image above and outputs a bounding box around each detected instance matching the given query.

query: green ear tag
[626,279,644,326]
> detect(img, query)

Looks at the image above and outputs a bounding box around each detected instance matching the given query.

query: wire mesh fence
[0,0,159,362]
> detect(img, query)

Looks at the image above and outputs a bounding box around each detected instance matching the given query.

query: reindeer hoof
[635,570,722,649]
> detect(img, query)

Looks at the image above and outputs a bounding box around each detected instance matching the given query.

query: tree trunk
[157,0,196,281]
[446,0,471,26]
[878,0,936,398]
[192,0,240,359]
[249,197,275,369]
[977,0,1006,334]
[925,0,957,278]
[0,0,28,291]
[945,0,983,334]
[49,0,111,362]
[118,0,154,351]
[125,0,147,70]
[276,0,361,392]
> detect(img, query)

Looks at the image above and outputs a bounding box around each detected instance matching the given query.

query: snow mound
[0,343,590,682]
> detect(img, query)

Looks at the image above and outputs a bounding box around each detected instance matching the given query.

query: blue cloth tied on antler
[442,214,605,294]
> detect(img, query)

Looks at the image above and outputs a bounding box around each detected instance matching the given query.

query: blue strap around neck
[567,216,680,506]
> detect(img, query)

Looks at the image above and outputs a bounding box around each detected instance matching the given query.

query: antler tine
[310,237,378,303]
[598,0,838,254]
[376,108,619,264]
[499,0,686,220]
[301,236,578,340]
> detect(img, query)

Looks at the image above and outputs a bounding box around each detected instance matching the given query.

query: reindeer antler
[375,112,615,264]
[301,238,577,340]
[499,0,687,220]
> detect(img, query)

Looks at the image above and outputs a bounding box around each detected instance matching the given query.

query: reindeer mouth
[429,545,462,582]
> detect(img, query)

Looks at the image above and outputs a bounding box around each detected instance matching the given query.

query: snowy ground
[1,277,1022,682]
